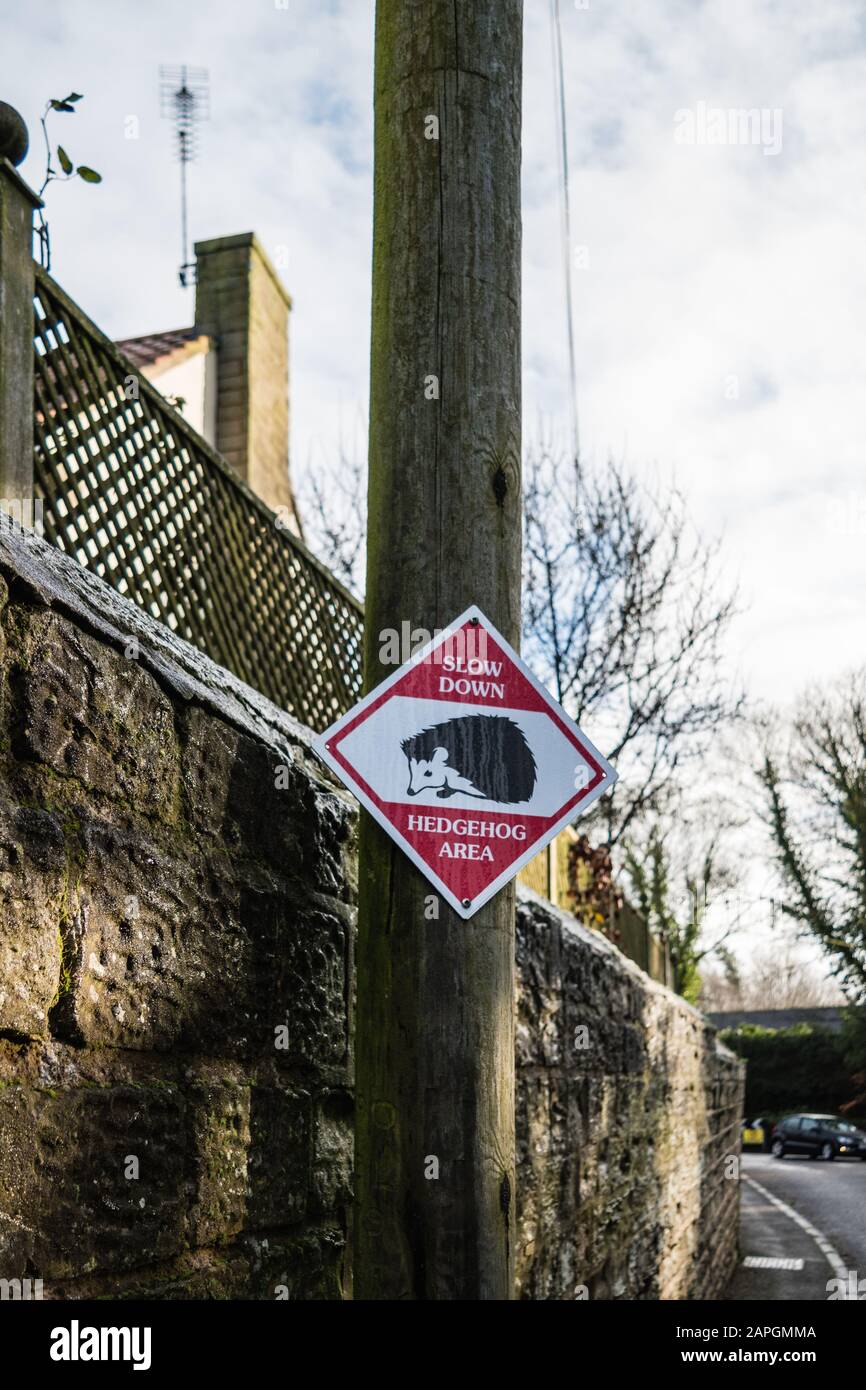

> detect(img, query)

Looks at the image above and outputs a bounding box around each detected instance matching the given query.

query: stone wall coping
[516,883,743,1066]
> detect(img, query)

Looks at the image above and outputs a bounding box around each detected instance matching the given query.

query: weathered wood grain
[356,0,523,1300]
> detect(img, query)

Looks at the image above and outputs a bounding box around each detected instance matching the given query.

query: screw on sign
[315,606,618,918]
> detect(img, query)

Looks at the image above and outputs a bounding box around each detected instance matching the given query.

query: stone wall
[516,891,744,1300]
[0,523,742,1300]
[0,523,355,1298]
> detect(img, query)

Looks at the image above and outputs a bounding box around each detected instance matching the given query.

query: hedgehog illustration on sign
[401,714,537,804]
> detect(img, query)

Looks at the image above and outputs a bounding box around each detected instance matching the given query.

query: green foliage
[36,91,102,269]
[49,93,83,113]
[841,1005,866,1070]
[759,674,866,1002]
[624,825,730,1003]
[722,1021,864,1117]
[40,92,102,194]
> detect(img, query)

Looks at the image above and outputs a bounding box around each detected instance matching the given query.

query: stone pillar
[0,104,40,505]
[193,232,297,521]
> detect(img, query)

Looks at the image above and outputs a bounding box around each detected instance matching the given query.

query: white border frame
[313,605,618,919]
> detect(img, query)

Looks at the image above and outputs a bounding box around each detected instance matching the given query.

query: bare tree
[299,441,743,847]
[700,936,846,1012]
[523,446,743,844]
[624,821,738,1002]
[297,446,367,595]
[759,672,866,1002]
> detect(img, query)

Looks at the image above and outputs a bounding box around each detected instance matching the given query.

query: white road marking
[742,1174,852,1294]
[742,1255,805,1271]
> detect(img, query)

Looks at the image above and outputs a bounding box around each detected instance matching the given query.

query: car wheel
[772,1139,785,1158]
[809,1150,820,1159]
[821,1141,835,1161]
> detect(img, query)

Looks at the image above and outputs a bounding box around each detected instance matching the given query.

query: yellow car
[741,1119,767,1148]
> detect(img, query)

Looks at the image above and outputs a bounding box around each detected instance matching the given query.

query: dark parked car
[771,1113,866,1161]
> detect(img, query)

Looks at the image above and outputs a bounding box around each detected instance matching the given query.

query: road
[727,1152,866,1300]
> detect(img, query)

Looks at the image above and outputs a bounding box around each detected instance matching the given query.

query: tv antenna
[159,65,209,287]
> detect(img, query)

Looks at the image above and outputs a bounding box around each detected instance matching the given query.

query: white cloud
[4,0,864,717]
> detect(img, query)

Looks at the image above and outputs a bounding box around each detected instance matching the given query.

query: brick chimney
[193,233,299,526]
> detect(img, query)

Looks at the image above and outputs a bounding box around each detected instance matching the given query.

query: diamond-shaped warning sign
[314,606,617,918]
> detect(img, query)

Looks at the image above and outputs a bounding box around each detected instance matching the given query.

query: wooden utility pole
[355,0,523,1299]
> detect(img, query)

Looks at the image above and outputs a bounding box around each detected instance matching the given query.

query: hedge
[720,1014,866,1123]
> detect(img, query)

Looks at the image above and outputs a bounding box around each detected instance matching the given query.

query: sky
[4,0,864,974]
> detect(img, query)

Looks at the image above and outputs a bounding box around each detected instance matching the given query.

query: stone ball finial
[0,103,29,167]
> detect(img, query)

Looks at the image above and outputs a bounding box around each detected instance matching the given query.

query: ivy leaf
[49,99,76,113]
[76,166,102,184]
[57,146,73,175]
[64,93,84,103]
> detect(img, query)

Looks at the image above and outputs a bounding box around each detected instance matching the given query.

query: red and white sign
[314,606,617,919]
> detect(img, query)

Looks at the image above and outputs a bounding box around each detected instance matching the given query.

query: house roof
[114,328,210,376]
